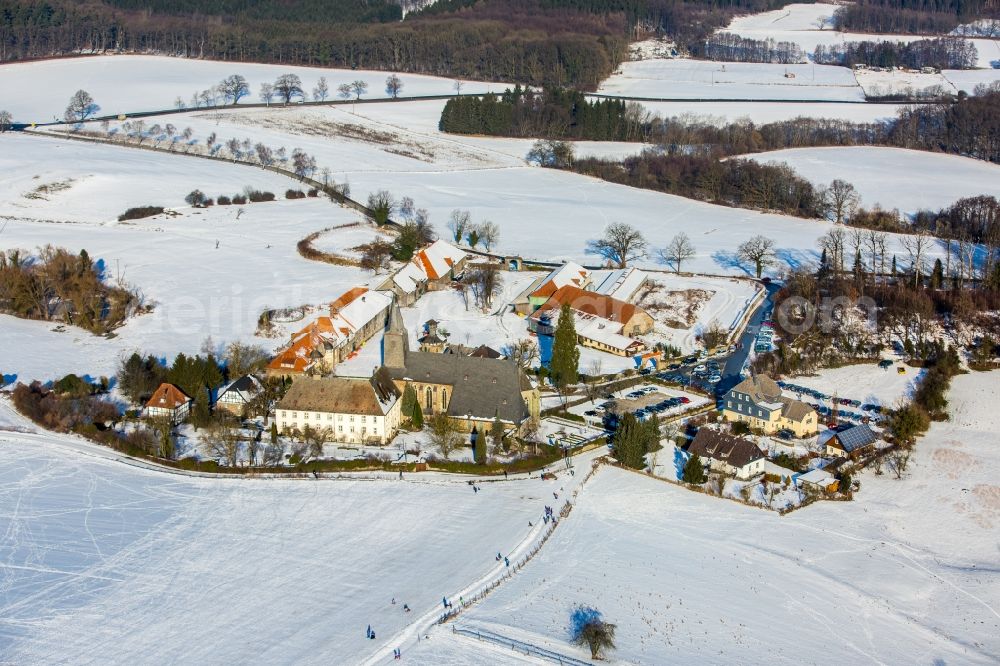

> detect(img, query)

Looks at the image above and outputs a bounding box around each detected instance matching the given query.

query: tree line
[812,37,978,70]
[698,32,804,64]
[440,87,645,141]
[0,0,817,90]
[0,246,141,335]
[833,0,999,34]
[455,85,1000,164]
[572,153,824,218]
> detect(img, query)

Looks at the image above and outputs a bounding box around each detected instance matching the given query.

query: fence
[452,626,593,666]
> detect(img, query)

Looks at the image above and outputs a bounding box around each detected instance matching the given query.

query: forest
[0,0,800,89]
[442,85,1000,163]
[697,32,804,64]
[813,37,978,69]
[571,153,824,218]
[440,87,645,141]
[833,0,1000,34]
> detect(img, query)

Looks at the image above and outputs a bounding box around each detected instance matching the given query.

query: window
[350,415,355,422]
[426,387,433,411]
[327,414,333,421]
[292,412,298,418]
[361,415,366,423]
[442,389,447,406]
[338,425,343,433]
[737,404,743,412]
[280,411,286,418]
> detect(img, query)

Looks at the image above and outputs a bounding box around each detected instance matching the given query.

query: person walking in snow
[366,625,372,639]
[504,556,509,567]
[403,604,410,612]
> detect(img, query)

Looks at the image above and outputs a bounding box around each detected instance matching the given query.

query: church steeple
[383,300,409,368]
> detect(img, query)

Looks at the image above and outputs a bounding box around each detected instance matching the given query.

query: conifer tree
[412,399,424,429]
[401,384,416,419]
[475,426,488,464]
[491,411,504,453]
[682,452,706,484]
[613,413,645,469]
[550,303,579,393]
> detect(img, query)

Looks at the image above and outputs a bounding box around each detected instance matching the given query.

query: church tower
[382,300,409,369]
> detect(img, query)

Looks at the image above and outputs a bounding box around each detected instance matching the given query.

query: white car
[695,364,707,372]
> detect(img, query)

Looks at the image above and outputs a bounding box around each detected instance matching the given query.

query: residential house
[215,375,264,416]
[823,423,877,459]
[688,428,766,480]
[275,368,402,445]
[145,383,191,424]
[722,374,817,437]
[383,303,540,433]
[266,288,392,378]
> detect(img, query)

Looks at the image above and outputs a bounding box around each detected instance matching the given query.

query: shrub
[245,189,275,203]
[217,195,232,205]
[118,206,164,221]
[285,188,305,199]
[203,198,214,207]
[307,188,319,197]
[232,194,247,204]
[730,421,751,436]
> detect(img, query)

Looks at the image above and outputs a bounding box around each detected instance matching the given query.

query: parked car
[897,367,906,374]
[584,410,598,416]
[694,364,706,372]
[679,397,691,404]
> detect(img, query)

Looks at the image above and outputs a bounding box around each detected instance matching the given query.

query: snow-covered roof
[594,267,647,301]
[540,306,644,355]
[392,261,428,295]
[796,468,836,487]
[415,239,466,281]
[531,261,590,298]
[332,288,392,334]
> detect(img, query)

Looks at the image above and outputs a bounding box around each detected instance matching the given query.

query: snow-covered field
[0,54,505,123]
[636,99,904,123]
[597,59,865,101]
[0,133,375,382]
[726,3,1000,69]
[420,371,1000,664]
[784,361,925,408]
[0,399,585,665]
[745,146,1000,214]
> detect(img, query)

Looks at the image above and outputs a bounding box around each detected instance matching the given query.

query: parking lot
[570,383,709,429]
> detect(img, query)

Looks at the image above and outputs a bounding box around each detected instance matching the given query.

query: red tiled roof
[145,383,190,410]
[536,285,640,324]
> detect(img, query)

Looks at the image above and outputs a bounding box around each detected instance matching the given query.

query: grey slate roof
[830,423,877,452]
[689,429,765,469]
[386,351,530,424]
[277,369,400,416]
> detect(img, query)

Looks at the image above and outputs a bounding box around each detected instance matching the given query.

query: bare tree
[219,74,250,105]
[385,74,403,98]
[737,235,776,278]
[479,221,500,251]
[659,232,696,273]
[350,80,368,100]
[887,447,913,479]
[0,110,11,132]
[359,240,394,273]
[822,179,860,223]
[501,339,539,369]
[337,83,353,102]
[291,149,316,179]
[900,231,932,287]
[312,76,329,102]
[274,74,304,104]
[587,222,647,268]
[819,227,847,273]
[447,210,471,244]
[453,80,464,95]
[398,196,415,221]
[302,425,329,460]
[428,414,462,459]
[173,96,186,110]
[64,89,99,123]
[225,341,269,377]
[255,143,274,167]
[258,83,275,106]
[206,423,242,467]
[465,265,504,311]
[225,137,241,161]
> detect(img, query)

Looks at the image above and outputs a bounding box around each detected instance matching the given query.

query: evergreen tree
[613,413,645,469]
[191,389,210,428]
[474,425,488,464]
[269,421,278,445]
[491,411,504,454]
[930,258,944,289]
[891,255,897,278]
[401,384,417,419]
[550,303,580,392]
[682,452,706,484]
[412,399,424,429]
